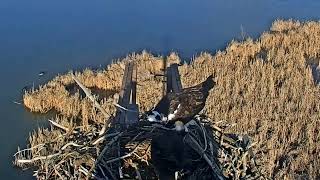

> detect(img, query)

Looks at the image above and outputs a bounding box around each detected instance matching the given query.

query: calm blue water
[1,0,320,179]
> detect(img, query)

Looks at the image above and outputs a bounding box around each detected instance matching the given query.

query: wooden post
[170,64,182,93]
[118,62,133,108]
[162,58,167,96]
[131,63,137,104]
[116,61,139,127]
[166,63,182,93]
[126,63,139,126]
[95,61,139,179]
[166,66,172,94]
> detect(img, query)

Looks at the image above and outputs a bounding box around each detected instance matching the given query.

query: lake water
[1,0,320,179]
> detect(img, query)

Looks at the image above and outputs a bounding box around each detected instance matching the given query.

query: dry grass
[23,52,179,124]
[21,19,320,179]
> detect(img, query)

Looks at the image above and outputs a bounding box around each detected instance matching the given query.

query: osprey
[146,75,215,128]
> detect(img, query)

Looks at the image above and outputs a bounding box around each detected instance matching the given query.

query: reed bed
[17,19,320,179]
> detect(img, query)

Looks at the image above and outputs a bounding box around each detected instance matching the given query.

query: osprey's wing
[172,88,207,121]
[167,93,181,117]
[153,92,180,116]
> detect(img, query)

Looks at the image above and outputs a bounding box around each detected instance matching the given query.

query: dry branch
[49,119,77,133]
[16,152,61,164]
[71,73,111,135]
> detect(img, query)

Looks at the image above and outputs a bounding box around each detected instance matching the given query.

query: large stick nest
[14,114,264,180]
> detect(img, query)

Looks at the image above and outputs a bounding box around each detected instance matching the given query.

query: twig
[96,132,123,162]
[49,119,77,133]
[71,74,110,118]
[16,152,61,164]
[88,132,123,178]
[79,165,89,176]
[97,165,108,179]
[117,141,123,179]
[105,146,138,164]
[13,144,45,157]
[131,163,142,180]
[54,166,64,179]
[99,120,108,136]
[104,135,143,165]
[71,73,111,135]
[61,142,83,150]
[92,132,120,145]
[184,134,224,180]
[113,103,138,113]
[92,136,105,145]
[104,164,118,180]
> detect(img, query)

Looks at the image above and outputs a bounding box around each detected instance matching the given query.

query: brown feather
[153,75,215,123]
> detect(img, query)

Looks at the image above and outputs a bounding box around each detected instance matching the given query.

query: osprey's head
[174,121,185,132]
[202,75,216,91]
[146,111,162,122]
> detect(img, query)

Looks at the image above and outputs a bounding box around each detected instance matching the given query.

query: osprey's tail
[202,75,215,92]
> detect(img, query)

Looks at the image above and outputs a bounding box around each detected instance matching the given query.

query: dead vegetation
[16,19,320,179]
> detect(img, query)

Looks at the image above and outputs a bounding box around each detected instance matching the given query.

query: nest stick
[61,142,83,150]
[49,119,77,133]
[79,165,89,176]
[92,132,120,145]
[13,144,45,157]
[184,134,224,180]
[97,165,108,179]
[113,103,138,113]
[71,73,111,135]
[131,163,142,180]
[87,132,123,178]
[105,143,140,164]
[16,152,61,164]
